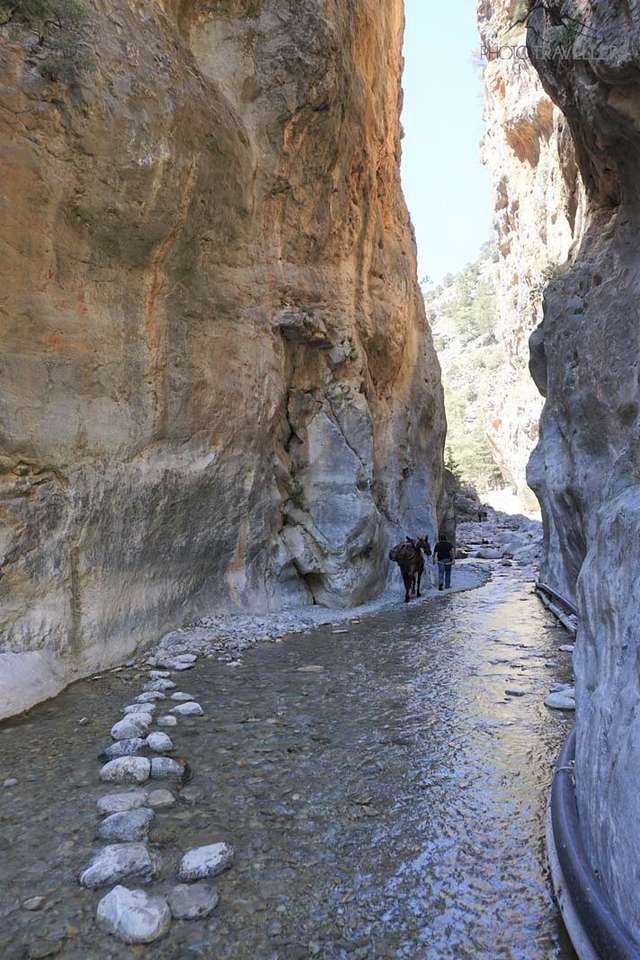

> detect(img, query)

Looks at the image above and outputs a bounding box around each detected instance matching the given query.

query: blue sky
[401,0,493,284]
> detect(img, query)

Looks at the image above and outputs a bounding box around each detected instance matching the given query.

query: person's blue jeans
[438,561,452,589]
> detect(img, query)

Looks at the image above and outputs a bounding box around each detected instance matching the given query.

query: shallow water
[0,568,576,959]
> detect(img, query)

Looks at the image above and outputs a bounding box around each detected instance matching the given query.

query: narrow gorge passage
[0,566,576,960]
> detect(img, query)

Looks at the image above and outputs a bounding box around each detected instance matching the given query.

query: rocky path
[0,560,576,959]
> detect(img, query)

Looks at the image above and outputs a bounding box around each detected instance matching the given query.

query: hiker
[433,534,455,591]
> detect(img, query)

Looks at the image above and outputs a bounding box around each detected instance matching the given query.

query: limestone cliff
[520,1,640,938]
[478,0,583,510]
[0,0,445,717]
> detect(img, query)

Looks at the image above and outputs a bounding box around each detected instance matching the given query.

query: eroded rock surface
[0,0,445,718]
[510,0,640,940]
[478,1,583,507]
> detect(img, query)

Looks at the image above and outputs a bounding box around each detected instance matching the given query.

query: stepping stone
[171,702,204,717]
[545,693,576,711]
[168,883,219,920]
[144,679,177,693]
[123,703,156,715]
[97,885,171,944]
[178,842,234,881]
[97,808,154,842]
[150,757,189,782]
[157,715,178,727]
[146,789,176,809]
[148,670,171,679]
[100,757,151,785]
[136,692,166,703]
[170,692,194,702]
[146,732,174,754]
[98,738,147,763]
[112,716,152,741]
[559,645,575,653]
[80,844,159,889]
[97,790,148,815]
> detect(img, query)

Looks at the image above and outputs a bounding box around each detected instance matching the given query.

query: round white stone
[112,716,152,741]
[146,732,174,754]
[171,702,204,717]
[99,757,151,785]
[97,790,148,815]
[157,715,178,727]
[146,789,176,808]
[545,693,576,711]
[97,885,171,943]
[80,843,159,889]
[170,692,194,702]
[97,808,154,842]
[136,692,166,703]
[178,842,234,881]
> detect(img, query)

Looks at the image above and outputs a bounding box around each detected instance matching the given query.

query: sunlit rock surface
[478,0,583,510]
[0,0,445,716]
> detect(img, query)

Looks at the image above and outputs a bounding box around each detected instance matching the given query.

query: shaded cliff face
[524,1,640,938]
[0,0,445,715]
[478,0,582,510]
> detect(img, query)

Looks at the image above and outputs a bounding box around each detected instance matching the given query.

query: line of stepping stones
[79,651,234,944]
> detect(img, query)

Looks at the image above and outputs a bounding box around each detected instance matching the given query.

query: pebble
[157,715,178,727]
[178,842,234,881]
[97,808,154,842]
[3,778,17,788]
[146,789,176,808]
[180,786,202,804]
[97,790,148,815]
[170,692,194,702]
[545,693,576,711]
[146,732,174,754]
[78,717,89,726]
[144,679,177,693]
[97,885,171,944]
[171,702,204,717]
[168,883,219,920]
[98,738,147,763]
[148,670,171,679]
[297,665,325,673]
[80,843,160,889]
[111,716,152,741]
[22,896,46,911]
[99,757,151,785]
[136,692,166,703]
[559,644,575,653]
[123,703,156,715]
[505,688,526,697]
[150,757,189,782]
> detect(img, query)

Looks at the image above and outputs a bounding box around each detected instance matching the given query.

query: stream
[0,565,576,959]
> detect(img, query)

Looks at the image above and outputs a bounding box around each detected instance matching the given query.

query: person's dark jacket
[433,539,454,562]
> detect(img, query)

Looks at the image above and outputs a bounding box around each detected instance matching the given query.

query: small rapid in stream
[0,565,576,959]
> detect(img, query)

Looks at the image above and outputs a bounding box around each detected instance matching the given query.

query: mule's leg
[402,570,411,603]
[416,568,422,598]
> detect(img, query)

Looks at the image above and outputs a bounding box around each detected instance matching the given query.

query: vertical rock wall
[0,0,445,716]
[478,0,582,509]
[524,2,640,937]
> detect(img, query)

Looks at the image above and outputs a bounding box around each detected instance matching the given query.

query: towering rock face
[523,2,640,937]
[0,0,445,716]
[478,0,582,509]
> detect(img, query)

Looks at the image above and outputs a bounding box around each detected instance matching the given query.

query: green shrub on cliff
[0,0,92,81]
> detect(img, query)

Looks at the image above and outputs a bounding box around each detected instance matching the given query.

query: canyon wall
[478,0,582,510]
[0,0,445,717]
[524,1,640,940]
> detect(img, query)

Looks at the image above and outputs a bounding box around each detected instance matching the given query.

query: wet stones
[80,843,159,889]
[168,883,219,920]
[146,732,174,754]
[146,788,176,808]
[170,692,194,702]
[545,687,576,711]
[122,703,156,716]
[111,716,152,740]
[96,808,154,842]
[171,702,204,717]
[98,738,147,763]
[99,757,151,785]
[150,757,189,782]
[136,692,166,703]
[144,679,177,693]
[97,790,148,815]
[178,843,234,881]
[97,886,171,944]
[157,715,178,727]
